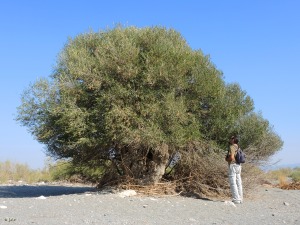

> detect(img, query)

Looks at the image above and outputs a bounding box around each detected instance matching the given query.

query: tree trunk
[125,144,169,185]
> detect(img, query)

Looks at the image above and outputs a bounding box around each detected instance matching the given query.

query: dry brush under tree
[17,26,283,196]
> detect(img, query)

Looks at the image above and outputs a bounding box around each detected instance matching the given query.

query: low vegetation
[0,160,101,184]
[0,160,52,184]
[2,160,300,193]
[267,167,300,185]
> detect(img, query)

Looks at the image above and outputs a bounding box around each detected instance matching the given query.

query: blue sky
[1,1,299,169]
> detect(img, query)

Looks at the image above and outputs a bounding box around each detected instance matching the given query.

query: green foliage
[290,168,300,182]
[16,25,283,188]
[236,113,283,162]
[49,160,105,183]
[49,160,73,181]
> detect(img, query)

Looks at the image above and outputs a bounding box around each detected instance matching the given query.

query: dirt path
[0,183,299,225]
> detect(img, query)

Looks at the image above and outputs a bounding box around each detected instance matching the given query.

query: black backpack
[235,147,246,164]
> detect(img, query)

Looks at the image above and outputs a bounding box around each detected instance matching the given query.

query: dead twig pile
[279,182,300,190]
[97,143,266,198]
[118,181,179,196]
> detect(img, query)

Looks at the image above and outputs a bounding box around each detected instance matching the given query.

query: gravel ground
[0,183,299,225]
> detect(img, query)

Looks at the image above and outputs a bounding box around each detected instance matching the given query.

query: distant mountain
[280,163,300,168]
[266,163,300,171]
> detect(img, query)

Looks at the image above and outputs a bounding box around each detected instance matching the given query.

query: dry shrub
[240,163,267,196]
[98,170,179,196]
[0,160,52,183]
[97,155,265,199]
[267,168,291,180]
[278,174,288,186]
[118,181,178,196]
[164,150,265,199]
[97,143,265,198]
[164,151,229,198]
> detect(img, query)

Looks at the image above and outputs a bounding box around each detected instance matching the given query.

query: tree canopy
[17,26,283,189]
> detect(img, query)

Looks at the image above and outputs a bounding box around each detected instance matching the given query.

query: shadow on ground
[0,185,97,198]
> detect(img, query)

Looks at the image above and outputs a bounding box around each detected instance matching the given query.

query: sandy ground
[0,183,299,225]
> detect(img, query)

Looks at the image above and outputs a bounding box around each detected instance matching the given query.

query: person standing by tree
[226,136,243,204]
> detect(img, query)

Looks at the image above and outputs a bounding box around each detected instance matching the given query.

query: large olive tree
[17,26,282,187]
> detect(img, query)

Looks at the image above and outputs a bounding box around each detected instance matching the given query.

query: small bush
[49,160,105,183]
[266,167,300,185]
[49,160,74,181]
[164,146,264,198]
[278,174,289,186]
[290,168,300,182]
[267,168,292,182]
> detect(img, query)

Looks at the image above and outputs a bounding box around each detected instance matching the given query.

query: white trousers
[228,163,243,202]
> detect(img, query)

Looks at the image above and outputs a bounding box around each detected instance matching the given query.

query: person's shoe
[232,200,242,204]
